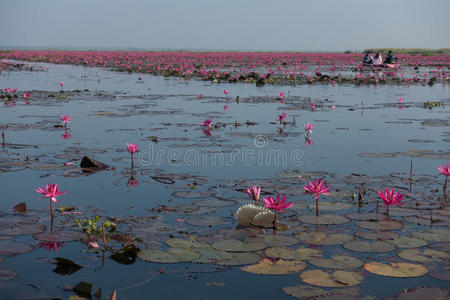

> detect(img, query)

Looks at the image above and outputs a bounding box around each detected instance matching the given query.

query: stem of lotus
[444,176,448,193]
[131,154,134,169]
[102,223,107,248]
[315,198,319,216]
[386,205,390,218]
[273,212,278,229]
[50,199,54,232]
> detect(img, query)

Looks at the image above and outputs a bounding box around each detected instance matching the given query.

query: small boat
[361,63,397,68]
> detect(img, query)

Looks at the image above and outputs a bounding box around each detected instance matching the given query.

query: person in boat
[383,50,396,64]
[372,52,383,65]
[362,51,373,65]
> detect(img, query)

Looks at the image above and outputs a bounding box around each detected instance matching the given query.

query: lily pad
[172,190,213,199]
[299,269,364,287]
[165,238,205,249]
[396,287,448,300]
[185,216,228,227]
[342,240,397,253]
[34,231,85,242]
[308,202,352,211]
[354,230,400,240]
[298,214,350,225]
[264,246,323,260]
[355,220,403,231]
[308,255,364,270]
[192,246,234,264]
[244,235,299,247]
[241,258,306,275]
[0,222,46,236]
[404,215,450,226]
[212,240,266,252]
[250,211,275,228]
[137,247,201,263]
[235,203,273,227]
[281,285,360,299]
[295,231,353,245]
[0,269,18,282]
[215,252,262,266]
[0,241,34,255]
[345,212,387,221]
[412,229,450,242]
[389,236,428,248]
[397,249,450,262]
[363,261,427,277]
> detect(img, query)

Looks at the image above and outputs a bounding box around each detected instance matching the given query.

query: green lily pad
[250,211,275,228]
[172,190,213,199]
[411,229,450,242]
[282,285,360,299]
[308,202,352,211]
[355,220,403,231]
[363,261,427,277]
[244,235,299,247]
[298,214,350,225]
[354,230,400,240]
[215,252,262,266]
[308,255,364,270]
[0,241,34,256]
[299,269,364,287]
[212,240,266,252]
[185,216,228,227]
[34,231,85,242]
[0,222,46,236]
[389,236,428,248]
[295,231,353,245]
[235,203,273,227]
[343,240,397,253]
[345,212,387,221]
[397,248,450,262]
[137,247,201,263]
[241,258,306,275]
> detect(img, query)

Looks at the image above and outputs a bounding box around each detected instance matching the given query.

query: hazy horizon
[1,0,449,51]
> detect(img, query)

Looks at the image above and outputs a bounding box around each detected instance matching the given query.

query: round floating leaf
[215,252,262,266]
[298,214,350,225]
[309,255,363,270]
[343,240,396,253]
[241,258,306,275]
[364,262,427,277]
[212,240,265,252]
[396,287,448,300]
[389,236,428,248]
[397,249,450,263]
[0,222,46,236]
[250,211,275,228]
[193,198,235,207]
[354,230,400,241]
[137,247,201,263]
[185,216,227,227]
[295,231,353,245]
[281,285,360,300]
[34,231,85,242]
[355,220,403,231]
[244,235,299,247]
[0,241,34,255]
[299,269,363,287]
[345,212,387,221]
[265,247,296,260]
[307,202,352,211]
[235,204,272,227]
[192,247,233,264]
[404,215,450,226]
[0,269,18,282]
[172,190,213,199]
[412,229,450,242]
[428,263,450,282]
[165,238,205,249]
[294,247,324,260]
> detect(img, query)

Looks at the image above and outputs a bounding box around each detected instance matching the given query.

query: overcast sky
[1,0,449,51]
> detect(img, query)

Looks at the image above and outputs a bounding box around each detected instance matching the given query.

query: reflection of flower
[203,129,212,136]
[304,137,313,145]
[38,241,64,252]
[278,113,286,123]
[127,175,139,187]
[201,119,212,128]
[62,132,72,140]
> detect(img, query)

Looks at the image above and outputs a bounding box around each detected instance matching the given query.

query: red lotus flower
[36,184,66,203]
[303,179,330,200]
[264,193,292,213]
[247,186,261,203]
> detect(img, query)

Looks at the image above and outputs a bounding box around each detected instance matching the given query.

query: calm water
[0,61,449,299]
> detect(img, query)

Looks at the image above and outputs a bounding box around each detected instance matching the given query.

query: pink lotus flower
[88,241,100,248]
[398,97,404,103]
[311,103,316,111]
[60,114,72,127]
[304,123,314,134]
[4,88,11,92]
[59,81,64,88]
[264,193,292,228]
[11,88,17,93]
[247,186,261,203]
[377,188,404,215]
[23,92,30,98]
[303,178,330,216]
[36,183,66,203]
[223,89,229,95]
[224,105,229,111]
[199,94,204,99]
[438,163,450,191]
[35,183,66,218]
[38,241,64,252]
[278,112,286,123]
[201,119,212,128]
[278,92,285,99]
[127,143,139,169]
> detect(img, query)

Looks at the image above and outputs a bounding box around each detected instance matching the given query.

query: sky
[1,0,449,51]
